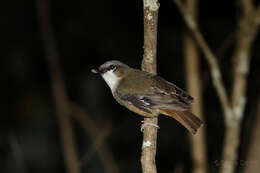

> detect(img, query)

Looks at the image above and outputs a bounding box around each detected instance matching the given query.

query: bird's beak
[91,68,100,74]
[91,67,105,74]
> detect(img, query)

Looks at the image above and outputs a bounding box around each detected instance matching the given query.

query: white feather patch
[102,71,121,92]
[140,97,150,106]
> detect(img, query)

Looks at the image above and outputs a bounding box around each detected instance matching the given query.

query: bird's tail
[159,109,203,134]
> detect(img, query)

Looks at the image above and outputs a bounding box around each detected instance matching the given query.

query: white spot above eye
[142,141,151,148]
[102,71,121,92]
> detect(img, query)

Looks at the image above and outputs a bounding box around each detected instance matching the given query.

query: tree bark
[140,0,160,173]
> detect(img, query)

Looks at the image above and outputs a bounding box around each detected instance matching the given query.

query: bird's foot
[141,120,159,132]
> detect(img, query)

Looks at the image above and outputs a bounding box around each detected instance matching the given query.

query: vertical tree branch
[244,99,260,173]
[140,0,160,173]
[183,0,207,173]
[231,1,259,121]
[174,0,232,123]
[36,1,80,173]
[174,0,260,173]
[220,2,260,173]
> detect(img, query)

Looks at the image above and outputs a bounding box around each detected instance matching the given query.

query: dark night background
[1,0,259,173]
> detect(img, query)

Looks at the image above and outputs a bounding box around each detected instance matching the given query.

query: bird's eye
[109,65,116,70]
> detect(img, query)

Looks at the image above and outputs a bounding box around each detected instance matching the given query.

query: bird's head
[91,60,130,92]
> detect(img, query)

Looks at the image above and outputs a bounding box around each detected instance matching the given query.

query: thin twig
[140,0,160,173]
[9,134,28,173]
[36,1,80,173]
[70,103,119,173]
[216,32,235,59]
[80,125,110,166]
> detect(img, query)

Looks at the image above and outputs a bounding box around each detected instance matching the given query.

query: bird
[91,60,203,134]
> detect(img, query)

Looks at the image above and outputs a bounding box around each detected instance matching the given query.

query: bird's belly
[125,104,155,117]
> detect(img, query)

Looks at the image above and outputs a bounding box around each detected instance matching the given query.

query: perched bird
[91,60,203,134]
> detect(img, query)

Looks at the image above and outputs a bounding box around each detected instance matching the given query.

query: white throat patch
[102,71,121,93]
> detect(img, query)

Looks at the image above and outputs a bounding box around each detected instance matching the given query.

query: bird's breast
[102,71,121,92]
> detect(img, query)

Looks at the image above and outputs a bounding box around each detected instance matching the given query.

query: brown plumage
[159,109,203,134]
[92,60,203,134]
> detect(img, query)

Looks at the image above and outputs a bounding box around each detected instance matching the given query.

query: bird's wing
[117,74,193,112]
[116,93,154,114]
[151,75,194,105]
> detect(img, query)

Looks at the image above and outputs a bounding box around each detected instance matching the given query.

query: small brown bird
[92,60,203,134]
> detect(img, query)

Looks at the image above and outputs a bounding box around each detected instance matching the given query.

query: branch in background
[231,0,260,121]
[174,0,232,123]
[216,32,235,59]
[9,134,28,173]
[244,99,260,173]
[140,0,159,173]
[174,0,260,173]
[221,1,260,173]
[239,0,254,16]
[36,1,80,173]
[183,0,207,173]
[80,126,110,167]
[70,103,119,173]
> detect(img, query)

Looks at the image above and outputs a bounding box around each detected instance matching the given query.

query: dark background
[1,0,259,173]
